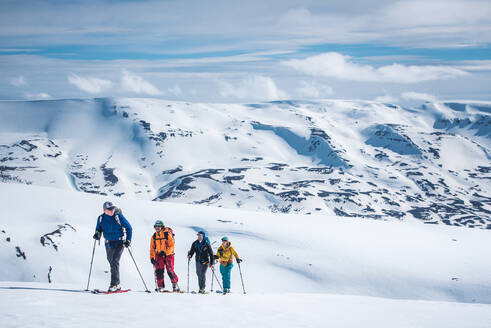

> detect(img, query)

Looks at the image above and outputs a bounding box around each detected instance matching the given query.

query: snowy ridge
[0,98,490,228]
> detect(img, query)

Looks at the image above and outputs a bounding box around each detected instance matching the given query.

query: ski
[155,289,185,293]
[91,289,131,294]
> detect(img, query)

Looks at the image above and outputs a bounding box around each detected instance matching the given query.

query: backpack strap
[114,213,122,227]
[113,213,126,240]
[97,215,103,232]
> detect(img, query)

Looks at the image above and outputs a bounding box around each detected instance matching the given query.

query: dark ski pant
[195,261,209,290]
[105,242,124,287]
[154,254,179,288]
[220,263,233,290]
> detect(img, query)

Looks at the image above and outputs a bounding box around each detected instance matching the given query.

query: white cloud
[120,70,162,95]
[401,92,437,102]
[1,1,490,54]
[296,80,333,98]
[25,92,52,100]
[9,76,27,87]
[457,60,491,71]
[168,85,182,96]
[382,0,490,27]
[284,52,469,83]
[67,73,112,94]
[375,95,399,103]
[219,75,288,101]
[0,49,39,53]
[1,53,489,104]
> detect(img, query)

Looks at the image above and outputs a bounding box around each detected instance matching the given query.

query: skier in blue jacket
[93,201,133,292]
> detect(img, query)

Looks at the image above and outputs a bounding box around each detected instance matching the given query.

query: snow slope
[0,98,489,229]
[2,282,491,328]
[1,183,491,327]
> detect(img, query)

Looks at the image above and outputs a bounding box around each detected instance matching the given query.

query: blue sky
[1,0,490,103]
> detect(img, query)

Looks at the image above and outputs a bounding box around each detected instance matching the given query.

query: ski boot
[108,284,121,292]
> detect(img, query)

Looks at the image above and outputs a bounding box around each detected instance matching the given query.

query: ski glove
[236,258,242,263]
[123,240,131,248]
[93,231,101,240]
[151,258,156,265]
[158,251,166,257]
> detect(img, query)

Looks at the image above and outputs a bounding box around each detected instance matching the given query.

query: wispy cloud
[375,95,399,103]
[168,85,182,97]
[1,1,490,55]
[296,80,333,99]
[284,52,468,83]
[121,70,162,95]
[401,91,437,102]
[382,0,490,27]
[9,76,27,87]
[456,60,491,71]
[25,92,52,100]
[67,73,112,94]
[0,48,39,53]
[219,75,288,101]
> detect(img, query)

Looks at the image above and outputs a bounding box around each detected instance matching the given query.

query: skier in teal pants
[215,236,241,294]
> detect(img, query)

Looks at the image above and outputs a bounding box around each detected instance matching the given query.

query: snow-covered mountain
[1,98,489,228]
[1,98,491,327]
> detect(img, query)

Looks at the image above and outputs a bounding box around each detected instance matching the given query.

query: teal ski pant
[220,263,233,290]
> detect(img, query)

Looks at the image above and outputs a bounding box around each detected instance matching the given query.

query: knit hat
[154,220,164,227]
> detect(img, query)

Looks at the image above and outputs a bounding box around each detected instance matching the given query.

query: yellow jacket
[217,242,239,265]
[150,228,175,260]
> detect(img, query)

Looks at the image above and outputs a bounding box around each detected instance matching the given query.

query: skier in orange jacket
[150,220,179,292]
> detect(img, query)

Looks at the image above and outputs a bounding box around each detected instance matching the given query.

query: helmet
[154,220,164,227]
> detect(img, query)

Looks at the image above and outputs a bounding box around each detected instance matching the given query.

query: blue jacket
[95,212,132,243]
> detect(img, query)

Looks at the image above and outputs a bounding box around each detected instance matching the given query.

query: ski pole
[127,246,151,293]
[153,263,158,292]
[85,239,97,291]
[211,265,214,292]
[211,266,223,291]
[238,261,246,294]
[187,258,190,293]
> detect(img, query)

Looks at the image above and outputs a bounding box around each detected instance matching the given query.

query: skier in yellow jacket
[215,236,241,294]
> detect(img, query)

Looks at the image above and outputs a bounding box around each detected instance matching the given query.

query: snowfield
[1,183,491,327]
[2,282,491,328]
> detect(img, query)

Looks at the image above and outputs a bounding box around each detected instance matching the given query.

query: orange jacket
[150,228,175,260]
